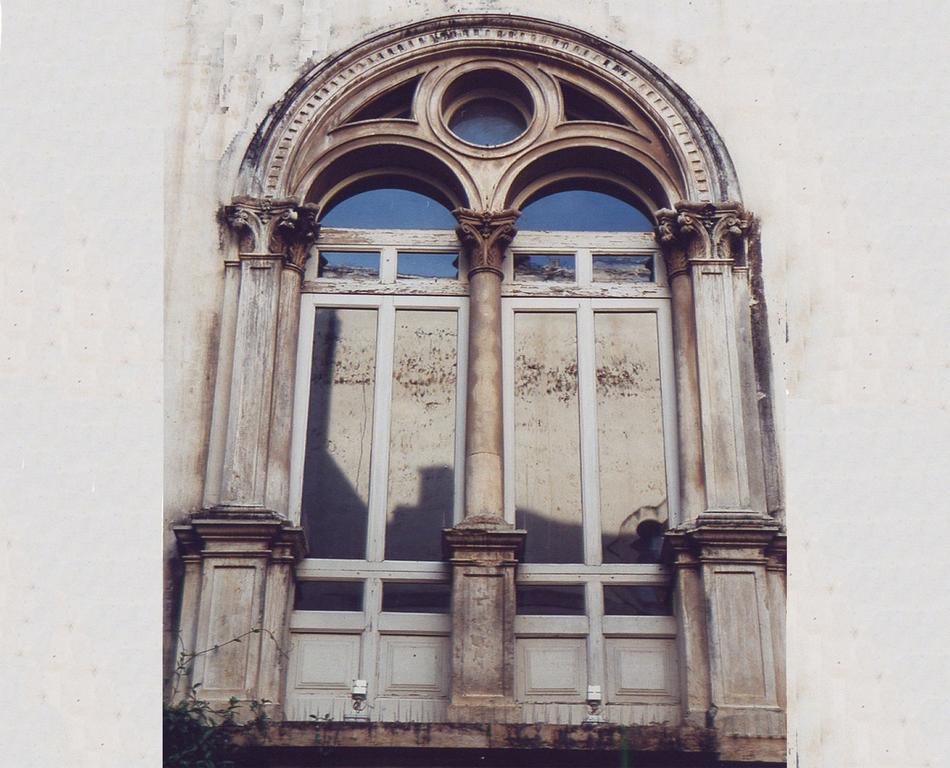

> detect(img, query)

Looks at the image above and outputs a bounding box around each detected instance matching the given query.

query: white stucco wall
[2,0,948,766]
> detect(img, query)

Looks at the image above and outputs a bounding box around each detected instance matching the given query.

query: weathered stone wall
[3,0,945,765]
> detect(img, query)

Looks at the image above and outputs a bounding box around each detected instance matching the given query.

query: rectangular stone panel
[711,569,771,704]
[202,565,258,691]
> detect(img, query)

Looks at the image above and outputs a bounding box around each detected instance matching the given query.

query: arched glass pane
[518,189,653,231]
[448,98,527,146]
[321,188,456,229]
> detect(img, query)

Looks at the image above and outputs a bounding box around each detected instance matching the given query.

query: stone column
[172,197,318,718]
[443,208,525,723]
[657,203,786,763]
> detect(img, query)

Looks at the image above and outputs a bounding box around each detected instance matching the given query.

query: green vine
[163,628,283,768]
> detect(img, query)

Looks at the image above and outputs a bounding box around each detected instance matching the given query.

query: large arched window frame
[175,15,785,755]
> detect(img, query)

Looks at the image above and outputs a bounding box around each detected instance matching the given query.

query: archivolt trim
[239,15,741,204]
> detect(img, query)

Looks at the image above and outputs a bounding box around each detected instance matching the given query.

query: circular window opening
[441,69,534,148]
[448,97,527,146]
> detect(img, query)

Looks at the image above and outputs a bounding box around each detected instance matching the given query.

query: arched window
[185,17,783,755]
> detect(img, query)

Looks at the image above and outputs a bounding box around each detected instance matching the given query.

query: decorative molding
[243,15,736,202]
[223,197,321,270]
[453,208,519,277]
[655,202,752,277]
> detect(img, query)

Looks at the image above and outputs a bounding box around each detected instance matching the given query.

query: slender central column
[444,208,525,724]
[454,207,519,524]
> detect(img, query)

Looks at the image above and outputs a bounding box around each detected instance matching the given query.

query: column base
[443,524,525,721]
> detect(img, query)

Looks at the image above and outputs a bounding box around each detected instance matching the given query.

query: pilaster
[656,202,759,515]
[664,515,786,763]
[172,515,306,719]
[215,197,319,512]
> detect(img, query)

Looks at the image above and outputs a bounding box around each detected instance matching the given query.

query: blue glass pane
[513,254,575,283]
[321,188,456,229]
[519,190,653,231]
[397,251,459,279]
[318,251,379,279]
[449,98,527,146]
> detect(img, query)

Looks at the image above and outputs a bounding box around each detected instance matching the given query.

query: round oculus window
[447,97,528,146]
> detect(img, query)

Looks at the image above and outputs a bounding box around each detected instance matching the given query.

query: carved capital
[453,208,520,277]
[655,202,752,277]
[223,197,321,270]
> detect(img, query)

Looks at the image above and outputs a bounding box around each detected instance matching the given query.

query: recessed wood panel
[605,638,678,701]
[293,633,361,691]
[516,638,586,700]
[378,635,450,697]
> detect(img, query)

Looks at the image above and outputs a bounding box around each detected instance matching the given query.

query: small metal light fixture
[584,684,606,724]
[344,679,369,721]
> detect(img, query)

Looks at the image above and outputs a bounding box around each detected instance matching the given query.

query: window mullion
[453,300,469,525]
[501,298,516,525]
[360,576,382,717]
[366,297,395,563]
[585,579,606,691]
[576,302,602,566]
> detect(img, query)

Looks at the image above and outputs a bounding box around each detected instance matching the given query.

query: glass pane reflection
[603,585,672,616]
[592,254,654,282]
[519,190,653,232]
[516,584,585,615]
[448,98,527,146]
[321,188,456,229]
[318,251,379,279]
[382,582,451,613]
[513,254,576,283]
[295,581,364,612]
[397,252,459,280]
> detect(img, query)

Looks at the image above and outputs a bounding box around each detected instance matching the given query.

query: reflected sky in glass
[448,98,527,146]
[397,251,459,279]
[518,190,653,231]
[514,253,575,282]
[591,254,654,282]
[318,250,379,279]
[321,188,456,229]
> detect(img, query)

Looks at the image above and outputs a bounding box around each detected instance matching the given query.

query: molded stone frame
[171,13,785,765]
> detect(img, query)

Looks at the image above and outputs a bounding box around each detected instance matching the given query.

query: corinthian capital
[453,208,520,277]
[655,201,751,276]
[223,197,321,270]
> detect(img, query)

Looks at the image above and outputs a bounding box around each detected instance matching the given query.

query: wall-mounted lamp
[584,684,606,724]
[344,679,369,721]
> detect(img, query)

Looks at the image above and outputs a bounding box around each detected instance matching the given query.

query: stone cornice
[662,512,783,566]
[453,208,519,277]
[173,515,307,562]
[223,196,321,271]
[655,202,752,277]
